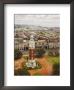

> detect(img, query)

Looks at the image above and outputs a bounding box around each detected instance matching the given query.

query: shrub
[14,49,23,60]
[48,48,59,56]
[53,63,60,75]
[35,48,45,58]
[14,68,30,75]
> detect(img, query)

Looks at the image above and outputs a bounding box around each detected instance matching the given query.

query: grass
[47,55,60,75]
[34,73,45,76]
[47,56,60,64]
[21,54,60,75]
[23,54,60,64]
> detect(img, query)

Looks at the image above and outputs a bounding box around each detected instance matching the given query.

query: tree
[35,48,45,58]
[14,68,30,75]
[53,63,60,75]
[14,49,22,60]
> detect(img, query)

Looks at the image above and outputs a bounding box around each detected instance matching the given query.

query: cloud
[15,14,60,27]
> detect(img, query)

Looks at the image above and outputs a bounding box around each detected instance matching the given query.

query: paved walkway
[28,56,53,75]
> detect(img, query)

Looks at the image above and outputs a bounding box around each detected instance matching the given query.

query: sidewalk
[28,56,53,75]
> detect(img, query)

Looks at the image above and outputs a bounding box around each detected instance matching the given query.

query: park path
[28,56,53,75]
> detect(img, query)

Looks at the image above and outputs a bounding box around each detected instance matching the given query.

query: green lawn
[47,56,60,64]
[23,54,60,64]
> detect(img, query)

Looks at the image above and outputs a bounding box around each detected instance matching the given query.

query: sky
[15,14,60,27]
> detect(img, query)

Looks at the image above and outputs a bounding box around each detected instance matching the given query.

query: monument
[26,34,37,68]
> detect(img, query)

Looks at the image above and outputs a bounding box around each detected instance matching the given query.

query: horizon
[15,24,60,28]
